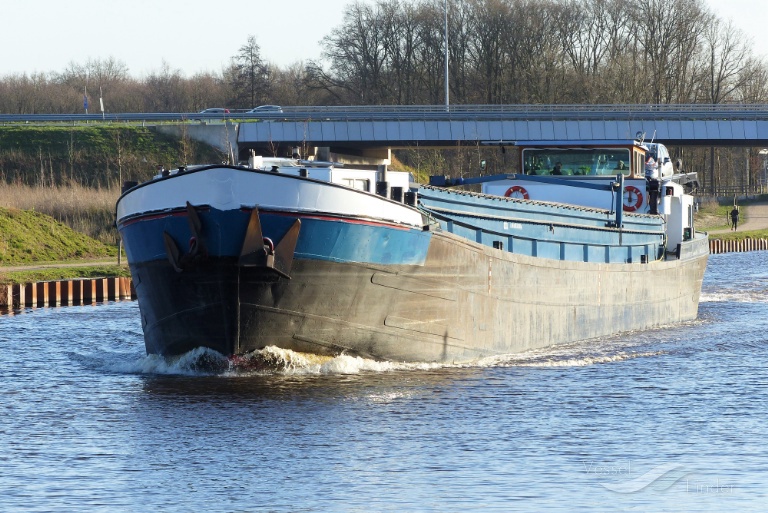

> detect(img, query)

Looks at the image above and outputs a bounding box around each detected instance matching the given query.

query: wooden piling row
[709,238,768,254]
[0,277,135,309]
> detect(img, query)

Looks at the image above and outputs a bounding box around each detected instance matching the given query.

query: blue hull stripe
[119,209,432,266]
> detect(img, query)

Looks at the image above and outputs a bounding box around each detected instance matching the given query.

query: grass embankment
[0,124,224,285]
[0,206,127,285]
[0,182,119,245]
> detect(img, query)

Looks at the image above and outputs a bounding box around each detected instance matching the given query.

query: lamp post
[444,0,449,111]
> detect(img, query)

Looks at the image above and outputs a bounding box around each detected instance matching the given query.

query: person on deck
[645,155,659,180]
[730,206,740,230]
[552,162,563,175]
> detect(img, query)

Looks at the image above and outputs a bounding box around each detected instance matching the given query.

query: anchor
[163,202,208,273]
[238,208,301,279]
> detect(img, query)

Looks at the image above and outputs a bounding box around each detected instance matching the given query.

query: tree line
[2,0,765,113]
[311,0,766,105]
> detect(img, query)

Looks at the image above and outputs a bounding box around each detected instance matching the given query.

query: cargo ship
[115,139,708,362]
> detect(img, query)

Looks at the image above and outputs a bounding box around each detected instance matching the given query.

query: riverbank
[707,201,768,235]
[0,205,128,286]
[0,260,128,285]
[698,200,768,253]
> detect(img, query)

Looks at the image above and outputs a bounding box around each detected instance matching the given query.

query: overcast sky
[1,0,766,77]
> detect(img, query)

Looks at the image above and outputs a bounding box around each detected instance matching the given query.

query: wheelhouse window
[522,148,632,176]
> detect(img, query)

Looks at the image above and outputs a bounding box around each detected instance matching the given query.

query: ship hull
[127,223,708,362]
[117,165,708,363]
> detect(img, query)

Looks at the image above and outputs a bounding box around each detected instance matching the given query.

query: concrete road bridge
[231,104,768,167]
[6,104,768,166]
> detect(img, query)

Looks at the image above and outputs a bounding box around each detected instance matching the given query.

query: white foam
[701,290,768,303]
[104,346,229,376]
[101,341,665,377]
[229,346,444,375]
[488,350,666,368]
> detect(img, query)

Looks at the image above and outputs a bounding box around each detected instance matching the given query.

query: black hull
[135,259,241,356]
[130,230,709,363]
[133,257,435,360]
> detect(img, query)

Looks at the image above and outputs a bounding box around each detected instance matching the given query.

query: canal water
[1,252,767,512]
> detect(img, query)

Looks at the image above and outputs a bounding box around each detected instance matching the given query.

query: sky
[1,0,767,78]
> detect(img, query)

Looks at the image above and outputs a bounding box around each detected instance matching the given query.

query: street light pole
[444,0,449,111]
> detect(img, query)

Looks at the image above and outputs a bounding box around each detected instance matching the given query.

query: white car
[247,105,282,113]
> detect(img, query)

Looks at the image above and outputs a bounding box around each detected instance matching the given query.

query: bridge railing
[4,103,768,123]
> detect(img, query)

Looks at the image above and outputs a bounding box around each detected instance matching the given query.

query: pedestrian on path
[730,206,740,230]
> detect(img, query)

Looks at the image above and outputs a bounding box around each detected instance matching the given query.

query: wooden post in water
[47,281,61,306]
[0,284,11,308]
[24,283,36,307]
[95,278,107,302]
[107,278,118,301]
[83,279,96,304]
[72,279,84,305]
[708,237,768,254]
[35,282,48,307]
[12,284,24,309]
[60,280,73,306]
[118,277,131,299]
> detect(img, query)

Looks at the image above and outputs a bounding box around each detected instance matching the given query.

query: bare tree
[554,0,622,102]
[632,0,709,104]
[187,71,231,111]
[445,0,473,103]
[413,1,447,103]
[511,0,564,103]
[468,0,511,104]
[318,2,390,104]
[270,62,327,106]
[700,19,751,103]
[144,61,188,112]
[736,59,768,103]
[229,35,270,108]
[380,0,424,104]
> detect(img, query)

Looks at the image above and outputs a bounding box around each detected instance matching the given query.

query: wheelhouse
[520,140,647,178]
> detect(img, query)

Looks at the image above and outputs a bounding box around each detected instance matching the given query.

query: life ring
[623,185,644,212]
[504,185,530,200]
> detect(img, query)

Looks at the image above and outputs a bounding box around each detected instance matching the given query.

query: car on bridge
[199,108,230,114]
[247,105,282,113]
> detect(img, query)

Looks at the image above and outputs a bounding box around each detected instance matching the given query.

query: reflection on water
[1,252,768,512]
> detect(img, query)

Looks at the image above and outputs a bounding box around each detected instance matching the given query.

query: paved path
[709,202,768,234]
[0,259,121,273]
